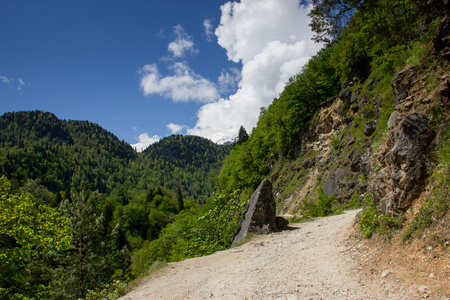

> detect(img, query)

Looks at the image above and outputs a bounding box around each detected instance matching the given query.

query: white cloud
[218,67,241,92]
[0,75,28,91]
[17,78,25,90]
[131,133,160,152]
[188,0,322,143]
[168,24,198,58]
[139,62,219,103]
[0,76,10,84]
[203,19,214,41]
[167,123,186,134]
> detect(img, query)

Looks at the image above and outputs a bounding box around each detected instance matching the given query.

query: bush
[300,185,339,218]
[359,195,380,238]
[359,194,403,239]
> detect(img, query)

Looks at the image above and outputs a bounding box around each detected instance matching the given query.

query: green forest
[1,0,449,299]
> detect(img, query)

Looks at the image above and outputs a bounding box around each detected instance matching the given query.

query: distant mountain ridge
[0,110,230,201]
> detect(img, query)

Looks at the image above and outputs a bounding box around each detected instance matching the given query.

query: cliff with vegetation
[218,0,450,239]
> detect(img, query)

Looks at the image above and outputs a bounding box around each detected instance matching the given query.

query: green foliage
[359,194,380,238]
[185,190,245,256]
[85,280,127,300]
[0,176,71,299]
[218,46,339,193]
[236,125,249,145]
[309,0,370,43]
[359,194,402,239]
[129,190,244,277]
[330,137,341,150]
[52,175,119,300]
[328,0,428,82]
[0,112,229,203]
[299,186,339,218]
[346,192,362,209]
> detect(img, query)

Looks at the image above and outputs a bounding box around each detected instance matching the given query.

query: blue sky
[0,0,321,151]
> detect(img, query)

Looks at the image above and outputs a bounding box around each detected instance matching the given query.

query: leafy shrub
[359,194,402,239]
[346,192,362,209]
[330,137,341,150]
[85,280,128,300]
[359,194,380,238]
[300,185,339,218]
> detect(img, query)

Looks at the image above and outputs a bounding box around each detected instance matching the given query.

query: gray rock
[351,87,361,104]
[322,177,338,198]
[364,121,377,136]
[369,113,436,215]
[231,179,277,247]
[339,89,352,102]
[301,157,316,169]
[350,159,360,172]
[392,66,416,105]
[387,110,399,128]
[347,137,356,146]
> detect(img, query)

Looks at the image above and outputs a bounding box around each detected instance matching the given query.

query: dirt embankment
[119,210,449,300]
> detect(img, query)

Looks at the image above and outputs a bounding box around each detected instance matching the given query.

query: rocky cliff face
[369,59,449,216]
[272,54,449,218]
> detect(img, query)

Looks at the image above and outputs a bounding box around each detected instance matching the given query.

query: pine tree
[177,185,184,212]
[52,174,117,299]
[236,125,249,145]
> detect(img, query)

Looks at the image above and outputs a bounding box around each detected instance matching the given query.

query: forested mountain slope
[0,111,229,201]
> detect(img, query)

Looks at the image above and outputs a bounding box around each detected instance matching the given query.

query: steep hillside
[272,54,449,217]
[217,0,450,233]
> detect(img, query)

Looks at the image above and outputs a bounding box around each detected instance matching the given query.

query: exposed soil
[119,210,450,299]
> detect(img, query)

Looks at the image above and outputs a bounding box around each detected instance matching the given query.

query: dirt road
[120,209,391,299]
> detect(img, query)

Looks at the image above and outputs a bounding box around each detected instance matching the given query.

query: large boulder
[231,179,278,247]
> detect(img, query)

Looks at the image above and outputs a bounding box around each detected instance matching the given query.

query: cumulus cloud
[188,0,322,143]
[203,19,214,41]
[167,123,186,134]
[139,62,219,103]
[218,67,241,92]
[168,24,198,58]
[131,132,160,152]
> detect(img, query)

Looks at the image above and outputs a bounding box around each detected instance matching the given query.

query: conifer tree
[177,185,184,212]
[52,173,117,299]
[236,125,249,145]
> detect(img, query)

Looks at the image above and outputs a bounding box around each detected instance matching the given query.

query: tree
[308,0,367,43]
[236,126,249,145]
[52,175,117,300]
[177,185,184,212]
[0,176,71,299]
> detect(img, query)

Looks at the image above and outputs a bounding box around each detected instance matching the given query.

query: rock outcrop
[273,54,449,218]
[231,179,278,247]
[367,60,449,215]
[369,113,436,215]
